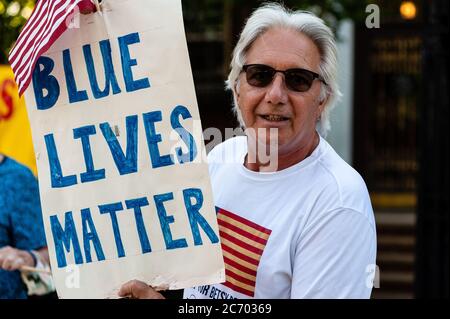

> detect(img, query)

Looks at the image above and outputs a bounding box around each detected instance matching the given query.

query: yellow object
[370,192,417,209]
[400,1,417,20]
[0,65,37,175]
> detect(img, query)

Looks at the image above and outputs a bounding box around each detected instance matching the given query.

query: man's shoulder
[318,141,367,192]
[315,141,372,214]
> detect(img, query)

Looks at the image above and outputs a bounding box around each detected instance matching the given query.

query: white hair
[226,3,342,137]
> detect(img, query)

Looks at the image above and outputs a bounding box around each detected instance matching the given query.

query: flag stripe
[9,0,84,95]
[16,4,77,95]
[218,214,270,241]
[222,242,259,266]
[13,0,68,75]
[9,0,52,61]
[225,268,256,287]
[14,0,76,92]
[221,236,263,261]
[17,17,69,95]
[219,229,264,255]
[15,1,77,87]
[225,275,255,293]
[224,263,256,282]
[219,226,266,250]
[217,208,272,297]
[218,208,272,235]
[218,218,269,245]
[223,279,255,297]
[10,0,60,69]
[222,251,258,273]
[223,255,257,277]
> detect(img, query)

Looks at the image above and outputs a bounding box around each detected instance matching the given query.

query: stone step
[375,211,416,226]
[372,290,414,299]
[372,210,417,299]
[378,252,415,264]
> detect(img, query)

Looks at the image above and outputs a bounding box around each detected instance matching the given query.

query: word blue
[32,32,150,110]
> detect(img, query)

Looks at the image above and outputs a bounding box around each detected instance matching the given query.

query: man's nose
[265,73,289,105]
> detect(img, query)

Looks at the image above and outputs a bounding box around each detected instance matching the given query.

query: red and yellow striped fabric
[216,207,272,297]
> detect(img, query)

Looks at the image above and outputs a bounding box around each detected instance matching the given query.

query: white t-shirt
[184,135,376,299]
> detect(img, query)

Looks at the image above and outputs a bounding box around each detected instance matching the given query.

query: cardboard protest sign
[24,0,225,298]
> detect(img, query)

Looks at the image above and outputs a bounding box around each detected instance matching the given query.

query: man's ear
[317,93,329,120]
[319,91,330,109]
[234,88,241,109]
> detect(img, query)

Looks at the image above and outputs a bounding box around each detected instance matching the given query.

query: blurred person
[0,153,49,299]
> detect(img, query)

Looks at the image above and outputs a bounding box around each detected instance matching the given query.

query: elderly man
[88,2,376,299]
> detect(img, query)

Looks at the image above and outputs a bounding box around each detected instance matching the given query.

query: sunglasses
[242,64,326,92]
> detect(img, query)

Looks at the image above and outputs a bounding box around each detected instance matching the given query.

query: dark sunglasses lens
[286,70,315,92]
[246,66,274,87]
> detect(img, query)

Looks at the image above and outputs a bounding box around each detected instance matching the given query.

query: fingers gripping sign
[118,280,165,299]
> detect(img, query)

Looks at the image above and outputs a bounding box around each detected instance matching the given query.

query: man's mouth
[260,114,290,122]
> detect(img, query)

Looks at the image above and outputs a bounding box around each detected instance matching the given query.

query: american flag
[216,207,272,297]
[8,0,95,96]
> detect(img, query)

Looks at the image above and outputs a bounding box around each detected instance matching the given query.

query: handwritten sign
[24,0,225,298]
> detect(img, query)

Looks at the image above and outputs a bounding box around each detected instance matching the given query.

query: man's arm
[291,208,377,299]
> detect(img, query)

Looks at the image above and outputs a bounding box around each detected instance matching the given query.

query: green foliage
[182,0,225,35]
[182,0,372,35]
[0,0,34,64]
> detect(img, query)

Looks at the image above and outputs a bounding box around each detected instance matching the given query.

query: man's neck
[245,133,320,172]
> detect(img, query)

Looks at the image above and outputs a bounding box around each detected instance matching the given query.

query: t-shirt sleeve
[291,208,377,299]
[9,169,47,251]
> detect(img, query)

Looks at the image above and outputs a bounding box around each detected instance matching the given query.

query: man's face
[237,27,326,156]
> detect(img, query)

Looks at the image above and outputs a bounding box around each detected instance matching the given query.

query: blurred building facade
[354,4,422,299]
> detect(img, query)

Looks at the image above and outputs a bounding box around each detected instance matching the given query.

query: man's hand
[118,280,165,299]
[0,246,35,271]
